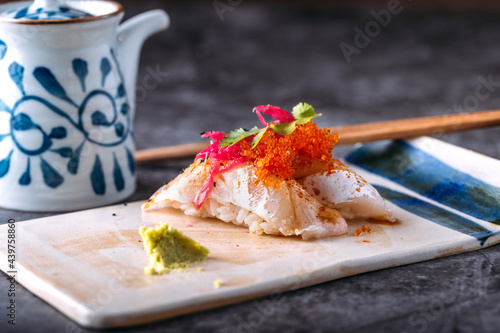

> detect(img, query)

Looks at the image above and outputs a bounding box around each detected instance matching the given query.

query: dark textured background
[2,1,500,332]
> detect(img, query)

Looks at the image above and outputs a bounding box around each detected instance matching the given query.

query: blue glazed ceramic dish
[345,137,500,246]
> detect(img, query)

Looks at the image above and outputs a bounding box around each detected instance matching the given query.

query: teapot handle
[117,9,170,107]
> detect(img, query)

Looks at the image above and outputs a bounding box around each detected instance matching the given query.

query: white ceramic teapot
[0,0,169,211]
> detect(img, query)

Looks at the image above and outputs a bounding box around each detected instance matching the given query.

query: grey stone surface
[1,1,500,332]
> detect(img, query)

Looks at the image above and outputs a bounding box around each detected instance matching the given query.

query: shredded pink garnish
[202,131,225,141]
[194,132,249,209]
[194,163,218,210]
[195,131,226,160]
[253,105,295,126]
[196,132,242,161]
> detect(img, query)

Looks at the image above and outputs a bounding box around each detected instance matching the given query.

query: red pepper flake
[236,245,239,247]
[363,240,370,243]
[354,228,361,236]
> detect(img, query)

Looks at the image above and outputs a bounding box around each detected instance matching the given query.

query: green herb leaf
[251,126,269,148]
[219,126,261,148]
[270,121,296,136]
[292,103,321,125]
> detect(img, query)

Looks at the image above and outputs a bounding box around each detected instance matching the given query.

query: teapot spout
[117,9,169,110]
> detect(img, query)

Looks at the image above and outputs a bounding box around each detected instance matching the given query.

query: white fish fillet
[142,162,348,240]
[297,160,395,222]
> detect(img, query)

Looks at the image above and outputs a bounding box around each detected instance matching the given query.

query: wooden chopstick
[135,141,210,163]
[329,108,500,145]
[135,109,500,164]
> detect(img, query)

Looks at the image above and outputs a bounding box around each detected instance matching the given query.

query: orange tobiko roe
[240,121,339,181]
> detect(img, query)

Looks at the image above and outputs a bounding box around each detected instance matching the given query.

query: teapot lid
[0,0,122,22]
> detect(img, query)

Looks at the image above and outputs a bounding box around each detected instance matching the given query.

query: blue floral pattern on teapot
[3,5,91,20]
[0,0,92,20]
[0,41,134,195]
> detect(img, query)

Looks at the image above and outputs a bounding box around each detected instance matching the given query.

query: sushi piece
[297,159,396,222]
[142,103,395,240]
[143,161,348,240]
